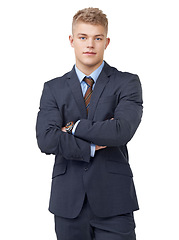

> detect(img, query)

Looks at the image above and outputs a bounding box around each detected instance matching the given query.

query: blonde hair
[72,7,108,34]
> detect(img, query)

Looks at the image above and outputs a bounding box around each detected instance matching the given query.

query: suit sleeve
[36,82,91,162]
[74,75,143,147]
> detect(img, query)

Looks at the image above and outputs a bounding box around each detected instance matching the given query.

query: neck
[76,60,103,76]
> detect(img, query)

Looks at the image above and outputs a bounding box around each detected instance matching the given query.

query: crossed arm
[61,124,108,151]
[36,75,143,162]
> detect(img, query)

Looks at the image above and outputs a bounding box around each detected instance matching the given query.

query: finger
[61,127,66,132]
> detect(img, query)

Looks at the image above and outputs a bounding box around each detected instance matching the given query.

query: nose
[87,38,94,48]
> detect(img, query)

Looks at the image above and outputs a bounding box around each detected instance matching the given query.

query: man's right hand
[95,145,107,151]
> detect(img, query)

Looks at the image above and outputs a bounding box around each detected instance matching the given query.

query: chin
[82,59,101,68]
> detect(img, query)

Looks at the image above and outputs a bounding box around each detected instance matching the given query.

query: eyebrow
[77,33,105,37]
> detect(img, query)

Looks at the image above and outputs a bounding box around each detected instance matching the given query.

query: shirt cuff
[90,144,96,157]
[72,120,96,157]
[72,120,80,135]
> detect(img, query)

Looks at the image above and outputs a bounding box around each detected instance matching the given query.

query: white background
[1,0,179,239]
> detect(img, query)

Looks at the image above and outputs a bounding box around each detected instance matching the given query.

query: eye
[96,38,102,41]
[80,37,86,40]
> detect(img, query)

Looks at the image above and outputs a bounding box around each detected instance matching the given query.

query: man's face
[69,21,110,73]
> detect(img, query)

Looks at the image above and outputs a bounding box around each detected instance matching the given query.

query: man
[36,7,143,240]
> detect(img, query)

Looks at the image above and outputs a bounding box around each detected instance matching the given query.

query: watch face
[65,122,74,133]
[66,122,73,128]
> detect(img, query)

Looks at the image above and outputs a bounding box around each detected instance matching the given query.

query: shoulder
[104,62,140,85]
[45,71,70,87]
[42,68,75,95]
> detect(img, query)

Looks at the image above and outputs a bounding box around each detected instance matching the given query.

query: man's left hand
[61,127,66,132]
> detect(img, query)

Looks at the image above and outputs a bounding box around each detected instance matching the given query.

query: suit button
[84,167,88,171]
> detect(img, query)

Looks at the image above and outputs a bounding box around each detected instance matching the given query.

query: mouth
[83,52,96,56]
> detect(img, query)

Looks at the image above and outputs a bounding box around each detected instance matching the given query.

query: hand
[95,145,107,151]
[61,127,67,132]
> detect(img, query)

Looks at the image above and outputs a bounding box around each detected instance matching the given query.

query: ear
[69,35,74,48]
[105,38,110,49]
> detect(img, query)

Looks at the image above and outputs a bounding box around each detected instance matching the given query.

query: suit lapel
[67,67,87,118]
[88,62,112,120]
[66,62,113,120]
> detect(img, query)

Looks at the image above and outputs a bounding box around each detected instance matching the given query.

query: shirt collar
[75,61,104,83]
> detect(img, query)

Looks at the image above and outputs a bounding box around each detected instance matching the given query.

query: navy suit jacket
[36,61,143,218]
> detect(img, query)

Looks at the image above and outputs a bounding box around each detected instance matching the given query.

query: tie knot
[84,77,94,88]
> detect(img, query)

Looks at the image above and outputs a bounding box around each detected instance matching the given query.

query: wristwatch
[65,121,74,134]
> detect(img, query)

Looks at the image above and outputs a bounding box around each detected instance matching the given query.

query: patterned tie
[83,77,94,113]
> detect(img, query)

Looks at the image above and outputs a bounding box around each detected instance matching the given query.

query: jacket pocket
[106,160,133,177]
[52,163,67,179]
